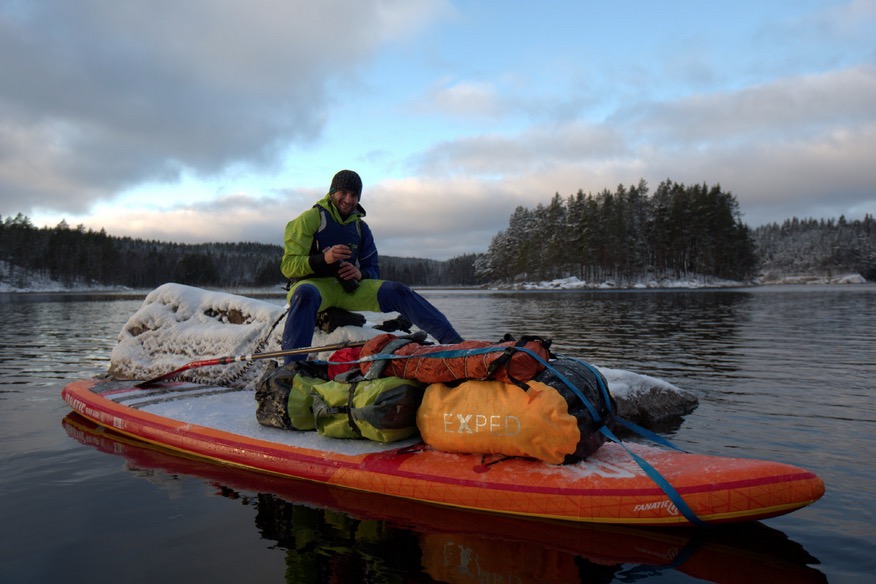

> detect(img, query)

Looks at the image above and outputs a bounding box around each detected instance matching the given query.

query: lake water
[1,285,874,583]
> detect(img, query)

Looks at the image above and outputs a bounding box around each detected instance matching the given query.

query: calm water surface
[1,286,874,583]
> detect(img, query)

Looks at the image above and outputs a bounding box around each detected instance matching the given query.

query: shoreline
[1,273,870,296]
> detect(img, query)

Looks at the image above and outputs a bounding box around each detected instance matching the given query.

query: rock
[601,367,699,427]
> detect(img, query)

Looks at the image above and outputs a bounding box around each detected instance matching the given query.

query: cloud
[360,176,524,258]
[200,60,876,257]
[4,2,874,261]
[73,192,290,245]
[620,65,876,144]
[405,63,876,233]
[0,0,450,215]
[420,79,504,117]
[811,0,876,37]
[411,121,629,178]
[612,65,876,224]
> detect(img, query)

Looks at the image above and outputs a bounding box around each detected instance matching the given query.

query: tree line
[3,180,873,290]
[475,179,757,285]
[0,213,477,290]
[753,215,876,281]
[0,215,282,289]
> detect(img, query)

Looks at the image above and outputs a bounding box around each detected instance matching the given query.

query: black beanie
[329,170,362,198]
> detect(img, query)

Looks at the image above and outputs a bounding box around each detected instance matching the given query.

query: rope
[191,304,290,387]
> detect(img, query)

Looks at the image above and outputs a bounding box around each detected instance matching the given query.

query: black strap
[345,381,363,438]
[486,335,552,389]
[311,380,363,438]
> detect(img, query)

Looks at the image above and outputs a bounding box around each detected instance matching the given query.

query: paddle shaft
[137,339,369,387]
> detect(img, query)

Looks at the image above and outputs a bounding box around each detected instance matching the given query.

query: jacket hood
[317,192,366,224]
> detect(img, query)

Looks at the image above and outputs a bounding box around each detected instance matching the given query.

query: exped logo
[633,499,679,516]
[442,413,521,436]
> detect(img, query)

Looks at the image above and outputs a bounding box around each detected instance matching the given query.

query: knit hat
[329,169,362,198]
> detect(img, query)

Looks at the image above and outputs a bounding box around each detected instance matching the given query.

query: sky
[1,0,875,260]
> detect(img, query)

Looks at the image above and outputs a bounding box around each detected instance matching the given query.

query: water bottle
[336,243,359,293]
[337,262,360,292]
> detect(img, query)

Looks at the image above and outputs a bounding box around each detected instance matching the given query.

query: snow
[503,273,868,290]
[0,260,134,293]
[757,272,868,285]
[599,366,680,398]
[145,389,421,456]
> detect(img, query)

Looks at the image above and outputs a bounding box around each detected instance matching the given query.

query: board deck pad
[62,378,824,526]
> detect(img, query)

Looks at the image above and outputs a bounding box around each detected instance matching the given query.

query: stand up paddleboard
[62,377,824,526]
[63,413,828,583]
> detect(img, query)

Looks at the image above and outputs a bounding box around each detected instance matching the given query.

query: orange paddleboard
[62,378,824,526]
[63,413,829,584]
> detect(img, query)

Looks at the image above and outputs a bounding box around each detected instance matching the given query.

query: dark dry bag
[531,357,617,462]
[255,360,328,431]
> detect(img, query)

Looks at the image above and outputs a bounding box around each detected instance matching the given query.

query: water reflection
[423,290,753,381]
[63,413,827,584]
[0,295,141,387]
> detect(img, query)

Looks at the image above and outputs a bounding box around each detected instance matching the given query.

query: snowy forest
[2,178,874,291]
[475,179,874,286]
[0,214,475,290]
[753,216,875,282]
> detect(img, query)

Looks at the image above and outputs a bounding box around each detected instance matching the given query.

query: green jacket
[280,194,379,280]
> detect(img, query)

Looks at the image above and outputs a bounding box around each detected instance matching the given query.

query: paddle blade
[136,358,227,387]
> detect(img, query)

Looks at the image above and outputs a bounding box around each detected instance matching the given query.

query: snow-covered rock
[600,367,699,425]
[107,283,699,428]
[107,283,381,388]
[834,273,867,284]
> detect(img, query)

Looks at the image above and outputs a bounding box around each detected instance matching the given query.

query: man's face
[331,189,359,218]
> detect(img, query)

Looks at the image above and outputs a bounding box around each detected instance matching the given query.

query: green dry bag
[255,360,425,442]
[311,376,425,442]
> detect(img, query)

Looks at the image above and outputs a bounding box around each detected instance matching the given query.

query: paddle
[136,339,370,387]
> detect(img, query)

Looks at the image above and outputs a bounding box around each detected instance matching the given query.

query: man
[280,169,463,362]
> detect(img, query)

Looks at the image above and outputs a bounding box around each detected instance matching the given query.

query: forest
[476,179,756,285]
[0,214,478,290]
[752,215,875,281]
[2,178,874,291]
[475,179,875,285]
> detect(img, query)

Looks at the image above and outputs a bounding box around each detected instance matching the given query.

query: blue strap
[514,349,706,526]
[597,423,707,527]
[324,340,708,526]
[522,351,688,452]
[356,344,511,364]
[523,349,606,422]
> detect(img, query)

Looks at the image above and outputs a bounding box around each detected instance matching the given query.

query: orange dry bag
[416,357,616,464]
[358,334,552,385]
